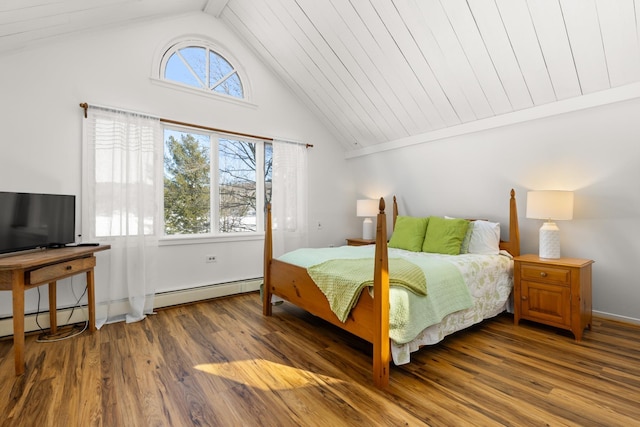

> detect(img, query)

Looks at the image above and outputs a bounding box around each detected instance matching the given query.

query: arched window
[160,41,244,99]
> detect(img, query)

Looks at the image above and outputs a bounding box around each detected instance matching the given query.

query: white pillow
[467,220,500,255]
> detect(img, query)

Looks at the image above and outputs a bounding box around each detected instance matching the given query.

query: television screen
[0,191,76,254]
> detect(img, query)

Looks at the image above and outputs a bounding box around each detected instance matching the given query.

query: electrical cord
[35,277,90,343]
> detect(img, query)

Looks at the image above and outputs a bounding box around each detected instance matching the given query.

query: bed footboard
[263,199,391,388]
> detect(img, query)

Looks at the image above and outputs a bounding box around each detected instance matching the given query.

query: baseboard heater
[0,278,262,338]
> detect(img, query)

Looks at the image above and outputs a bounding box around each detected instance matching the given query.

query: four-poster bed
[263,189,520,388]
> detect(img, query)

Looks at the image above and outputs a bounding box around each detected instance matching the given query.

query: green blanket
[279,246,473,344]
[307,258,426,322]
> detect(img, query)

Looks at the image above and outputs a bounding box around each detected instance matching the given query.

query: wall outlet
[317,221,323,230]
[205,255,217,263]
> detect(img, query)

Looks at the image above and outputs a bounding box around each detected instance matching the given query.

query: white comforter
[390,249,513,364]
[278,245,513,365]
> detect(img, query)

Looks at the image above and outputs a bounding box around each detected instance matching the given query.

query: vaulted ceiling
[3,0,640,153]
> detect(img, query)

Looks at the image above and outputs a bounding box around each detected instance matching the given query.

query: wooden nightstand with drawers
[513,254,594,341]
[345,238,376,246]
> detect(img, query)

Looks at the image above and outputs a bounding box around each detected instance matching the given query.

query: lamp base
[539,221,561,259]
[362,218,373,240]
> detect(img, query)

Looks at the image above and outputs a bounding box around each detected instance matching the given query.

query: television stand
[0,245,110,375]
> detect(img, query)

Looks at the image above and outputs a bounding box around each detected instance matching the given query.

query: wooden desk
[0,245,110,375]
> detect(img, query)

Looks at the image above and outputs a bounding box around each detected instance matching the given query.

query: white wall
[0,12,352,318]
[348,97,640,323]
[5,11,636,326]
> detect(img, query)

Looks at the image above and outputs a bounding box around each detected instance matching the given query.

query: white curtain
[271,140,308,257]
[82,107,161,327]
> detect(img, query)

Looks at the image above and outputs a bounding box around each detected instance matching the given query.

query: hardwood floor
[1,292,639,426]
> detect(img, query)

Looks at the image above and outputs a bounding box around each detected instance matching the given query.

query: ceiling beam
[344,82,640,159]
[203,0,229,18]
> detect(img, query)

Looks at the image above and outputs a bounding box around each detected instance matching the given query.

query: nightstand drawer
[520,264,570,285]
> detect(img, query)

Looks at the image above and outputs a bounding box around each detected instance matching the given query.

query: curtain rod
[79,102,313,148]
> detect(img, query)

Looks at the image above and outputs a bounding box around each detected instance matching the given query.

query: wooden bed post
[373,197,390,388]
[508,189,520,257]
[392,196,398,230]
[263,203,273,316]
[498,189,520,257]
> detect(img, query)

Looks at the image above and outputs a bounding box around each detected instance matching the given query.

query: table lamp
[526,190,574,259]
[356,199,378,240]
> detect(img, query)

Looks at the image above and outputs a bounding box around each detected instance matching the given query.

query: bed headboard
[499,189,520,256]
[390,189,520,257]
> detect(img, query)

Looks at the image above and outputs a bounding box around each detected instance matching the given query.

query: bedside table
[513,254,594,341]
[346,238,375,246]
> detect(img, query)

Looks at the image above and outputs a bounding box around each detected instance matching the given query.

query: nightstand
[513,254,594,341]
[346,238,375,246]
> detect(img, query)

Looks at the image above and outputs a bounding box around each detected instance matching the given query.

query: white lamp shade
[526,191,574,220]
[356,199,379,217]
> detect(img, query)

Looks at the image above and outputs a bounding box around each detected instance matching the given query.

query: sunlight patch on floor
[195,359,345,391]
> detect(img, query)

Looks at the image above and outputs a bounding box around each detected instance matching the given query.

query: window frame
[152,37,254,107]
[160,124,270,245]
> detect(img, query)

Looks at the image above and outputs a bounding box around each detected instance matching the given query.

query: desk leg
[11,272,25,375]
[86,269,96,332]
[48,281,57,334]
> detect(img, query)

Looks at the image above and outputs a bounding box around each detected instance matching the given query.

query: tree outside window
[163,128,271,236]
[163,130,211,235]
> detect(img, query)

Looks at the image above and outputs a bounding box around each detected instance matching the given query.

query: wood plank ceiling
[0,0,209,51]
[2,1,640,153]
[217,0,640,152]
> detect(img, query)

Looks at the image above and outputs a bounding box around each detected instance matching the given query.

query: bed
[262,189,520,388]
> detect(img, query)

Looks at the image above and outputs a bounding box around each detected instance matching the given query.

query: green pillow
[388,216,429,252]
[422,216,469,255]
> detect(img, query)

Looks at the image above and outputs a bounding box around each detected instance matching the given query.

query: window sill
[159,233,264,247]
[150,78,258,109]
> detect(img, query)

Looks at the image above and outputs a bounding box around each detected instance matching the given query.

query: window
[161,41,244,99]
[163,126,272,237]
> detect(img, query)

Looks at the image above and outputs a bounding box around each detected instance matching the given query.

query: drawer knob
[66,265,73,270]
[521,295,528,300]
[540,271,547,277]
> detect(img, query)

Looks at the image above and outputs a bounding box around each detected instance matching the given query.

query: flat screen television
[0,191,76,255]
